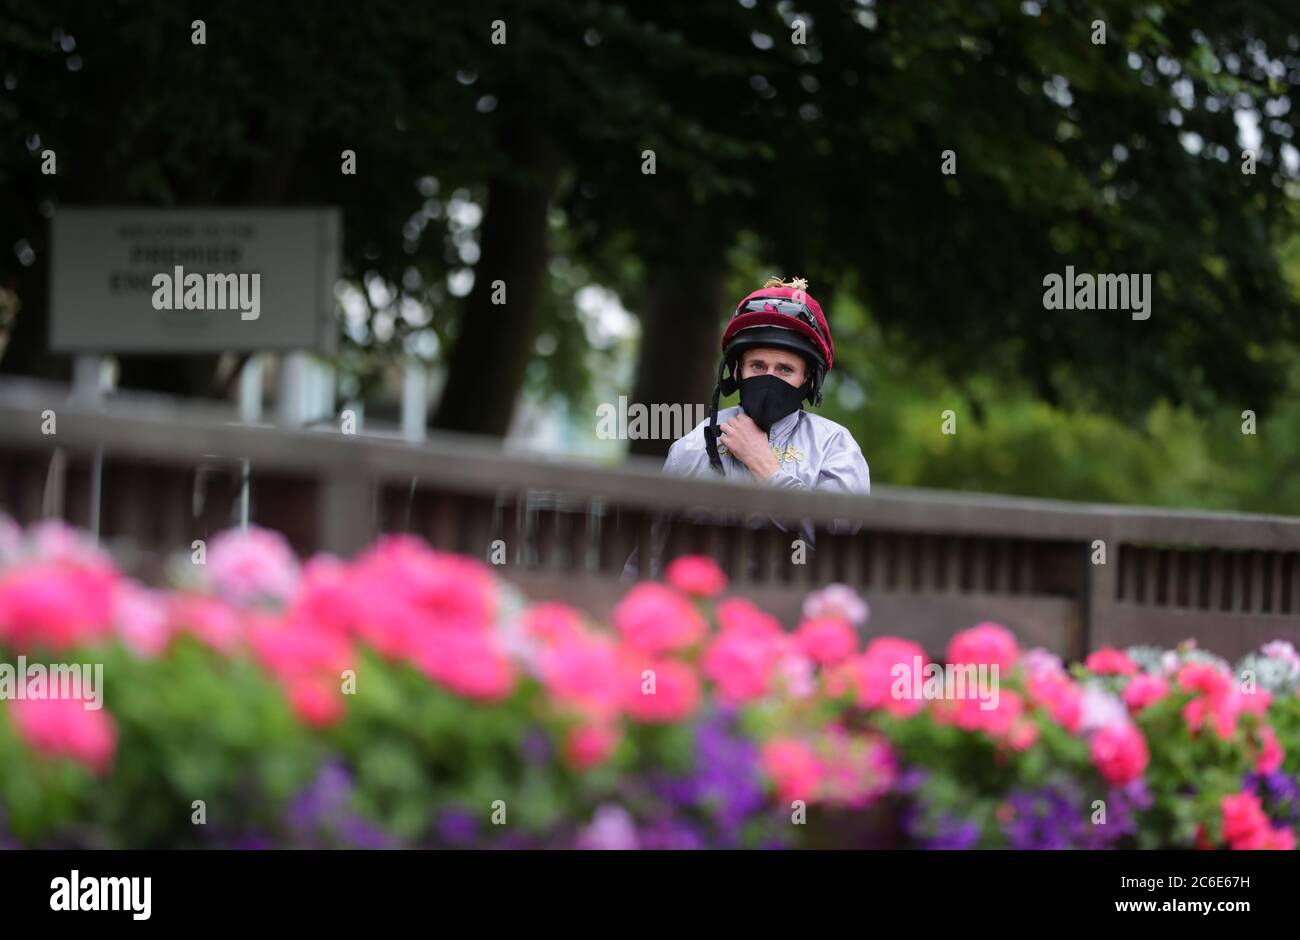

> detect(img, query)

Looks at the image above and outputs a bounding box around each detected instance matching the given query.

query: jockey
[679,275,870,493]
[623,276,870,579]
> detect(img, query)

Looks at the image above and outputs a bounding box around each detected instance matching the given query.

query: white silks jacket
[621,404,871,580]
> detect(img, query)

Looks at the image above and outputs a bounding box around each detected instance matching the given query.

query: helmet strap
[705,357,728,476]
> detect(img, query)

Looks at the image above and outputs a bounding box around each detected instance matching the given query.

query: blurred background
[3,0,1300,855]
[2,0,1300,510]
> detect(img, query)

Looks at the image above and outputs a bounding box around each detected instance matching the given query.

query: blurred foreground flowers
[1,517,1298,849]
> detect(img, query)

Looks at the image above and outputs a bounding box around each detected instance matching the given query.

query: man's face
[740,347,807,387]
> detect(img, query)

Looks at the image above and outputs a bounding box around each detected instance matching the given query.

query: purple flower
[896,767,929,794]
[921,814,981,850]
[521,730,552,766]
[341,817,398,850]
[436,807,479,847]
[286,761,353,833]
[901,793,981,850]
[1002,783,1087,850]
[637,817,705,850]
[1243,770,1300,827]
[691,712,765,829]
[1083,780,1151,848]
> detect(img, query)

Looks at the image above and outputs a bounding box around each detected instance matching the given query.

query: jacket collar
[767,407,804,442]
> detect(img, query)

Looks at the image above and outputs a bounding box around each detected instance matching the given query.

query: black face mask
[738,373,808,433]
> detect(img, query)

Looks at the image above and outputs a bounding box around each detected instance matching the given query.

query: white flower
[1021,647,1064,678]
[802,583,869,625]
[1079,685,1128,735]
[1261,641,1300,677]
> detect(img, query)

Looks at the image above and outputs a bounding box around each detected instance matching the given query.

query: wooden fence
[1,377,1298,661]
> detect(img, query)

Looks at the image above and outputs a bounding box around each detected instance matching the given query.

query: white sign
[50,208,341,353]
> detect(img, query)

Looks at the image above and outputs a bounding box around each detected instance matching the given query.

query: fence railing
[1,377,1298,660]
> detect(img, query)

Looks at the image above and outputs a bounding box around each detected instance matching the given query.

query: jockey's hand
[719,412,781,482]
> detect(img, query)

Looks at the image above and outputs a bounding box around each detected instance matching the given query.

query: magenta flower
[623,658,700,723]
[10,696,118,775]
[946,622,1020,672]
[794,616,857,666]
[761,737,822,805]
[613,582,707,656]
[1089,721,1149,785]
[1121,674,1168,714]
[112,581,172,658]
[0,559,118,652]
[1085,646,1139,676]
[664,555,727,598]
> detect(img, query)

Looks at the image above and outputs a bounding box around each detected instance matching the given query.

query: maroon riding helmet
[705,280,836,474]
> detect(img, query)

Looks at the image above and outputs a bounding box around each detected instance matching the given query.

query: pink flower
[565,721,620,770]
[801,583,869,626]
[539,631,627,720]
[206,526,301,607]
[946,622,1019,671]
[349,537,497,659]
[1253,726,1284,774]
[1122,674,1169,714]
[613,583,707,655]
[414,629,516,701]
[248,614,354,683]
[716,597,783,637]
[1238,686,1272,718]
[0,560,118,652]
[1182,693,1240,741]
[828,637,928,716]
[112,582,173,658]
[521,602,586,646]
[773,651,817,699]
[933,689,1027,739]
[794,616,857,666]
[575,804,638,850]
[703,615,785,705]
[9,697,117,774]
[1177,661,1232,701]
[623,658,700,723]
[0,514,23,564]
[285,675,346,728]
[761,738,823,804]
[664,556,727,598]
[1085,646,1138,676]
[1020,647,1065,678]
[27,520,111,567]
[288,555,357,638]
[1007,718,1040,751]
[814,727,897,808]
[1089,722,1149,785]
[169,593,245,655]
[1026,671,1084,732]
[1268,827,1298,850]
[1221,792,1275,849]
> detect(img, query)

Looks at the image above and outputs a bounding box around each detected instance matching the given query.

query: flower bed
[0,517,1297,849]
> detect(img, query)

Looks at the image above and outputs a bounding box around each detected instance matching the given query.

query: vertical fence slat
[1250,551,1265,614]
